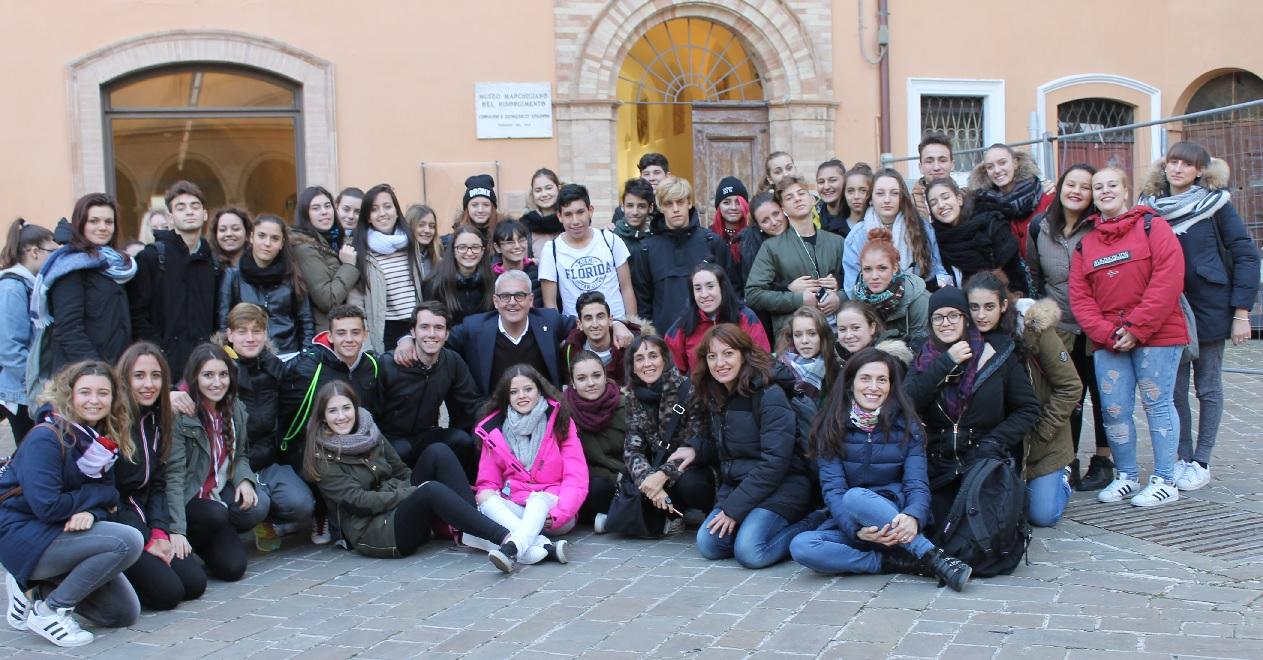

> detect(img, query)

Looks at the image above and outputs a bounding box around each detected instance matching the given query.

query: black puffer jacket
[49,266,131,371]
[111,409,171,539]
[688,382,812,523]
[632,210,735,332]
[127,231,219,373]
[905,333,1040,489]
[377,347,483,438]
[231,349,287,472]
[277,333,382,466]
[217,264,316,354]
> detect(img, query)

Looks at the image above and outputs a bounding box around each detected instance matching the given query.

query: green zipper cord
[279,354,378,451]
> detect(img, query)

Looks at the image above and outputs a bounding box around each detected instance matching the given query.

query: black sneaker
[1078,455,1115,492]
[544,539,569,564]
[488,541,518,574]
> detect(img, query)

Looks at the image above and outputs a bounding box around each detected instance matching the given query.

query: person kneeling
[473,366,588,565]
[304,382,519,572]
[788,347,971,591]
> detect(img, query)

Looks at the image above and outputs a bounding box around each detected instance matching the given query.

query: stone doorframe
[67,30,337,199]
[554,0,837,216]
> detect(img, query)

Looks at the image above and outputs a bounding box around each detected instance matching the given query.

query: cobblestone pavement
[5,346,1263,658]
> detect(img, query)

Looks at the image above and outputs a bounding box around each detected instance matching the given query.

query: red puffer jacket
[1068,206,1188,349]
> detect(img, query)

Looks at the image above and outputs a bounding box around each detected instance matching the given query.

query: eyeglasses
[495,292,530,303]
[453,244,484,253]
[930,312,964,326]
[497,237,527,247]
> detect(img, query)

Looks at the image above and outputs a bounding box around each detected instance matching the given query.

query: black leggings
[2,405,34,446]
[390,427,479,480]
[1068,333,1109,452]
[186,500,247,581]
[671,468,716,513]
[123,551,207,610]
[579,474,618,522]
[393,444,509,556]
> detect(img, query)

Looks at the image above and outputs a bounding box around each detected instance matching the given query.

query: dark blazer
[446,308,575,394]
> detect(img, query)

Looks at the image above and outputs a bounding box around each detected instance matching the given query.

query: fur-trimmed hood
[1017,298,1061,349]
[968,149,1043,191]
[873,338,914,367]
[1139,157,1231,198]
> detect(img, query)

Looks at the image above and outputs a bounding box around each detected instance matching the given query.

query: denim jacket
[0,265,35,404]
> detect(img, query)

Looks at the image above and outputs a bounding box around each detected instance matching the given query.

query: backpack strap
[654,379,691,466]
[281,362,323,449]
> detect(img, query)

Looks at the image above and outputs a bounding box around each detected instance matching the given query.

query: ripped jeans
[1093,346,1182,483]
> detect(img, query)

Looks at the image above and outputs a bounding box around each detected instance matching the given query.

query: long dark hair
[963,270,1018,342]
[353,184,412,286]
[680,262,742,337]
[2,218,53,269]
[68,192,120,255]
[924,176,973,225]
[250,214,307,298]
[293,186,337,241]
[775,306,842,394]
[303,380,362,482]
[811,346,920,459]
[624,334,676,388]
[691,323,774,413]
[872,168,932,276]
[1044,163,1098,230]
[181,343,238,449]
[116,341,174,462]
[479,364,572,444]
[429,224,492,317]
[209,207,252,262]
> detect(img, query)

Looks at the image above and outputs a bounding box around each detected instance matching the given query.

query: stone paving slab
[5,345,1263,658]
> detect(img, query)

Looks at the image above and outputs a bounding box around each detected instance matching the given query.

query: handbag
[605,381,690,538]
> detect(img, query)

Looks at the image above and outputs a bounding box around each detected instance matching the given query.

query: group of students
[0,135,1257,648]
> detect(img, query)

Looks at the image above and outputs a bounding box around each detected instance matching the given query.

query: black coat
[633,212,736,332]
[217,266,316,354]
[111,409,171,539]
[1175,205,1261,342]
[127,231,219,374]
[933,209,1028,294]
[905,333,1040,489]
[688,382,812,523]
[277,337,382,465]
[446,308,575,394]
[48,267,131,371]
[377,347,484,439]
[425,270,493,327]
[233,350,287,472]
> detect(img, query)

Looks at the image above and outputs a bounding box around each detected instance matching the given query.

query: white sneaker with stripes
[5,573,29,630]
[1097,473,1139,503]
[26,601,93,648]
[1130,475,1180,507]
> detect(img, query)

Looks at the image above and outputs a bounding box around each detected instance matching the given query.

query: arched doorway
[1184,70,1263,244]
[1057,98,1136,175]
[616,17,767,202]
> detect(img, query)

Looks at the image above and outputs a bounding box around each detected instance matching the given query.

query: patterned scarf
[973,176,1043,220]
[313,408,381,456]
[1136,185,1230,235]
[31,246,136,329]
[853,271,907,318]
[502,397,550,470]
[849,402,880,432]
[780,351,825,398]
[912,325,986,420]
[563,380,621,432]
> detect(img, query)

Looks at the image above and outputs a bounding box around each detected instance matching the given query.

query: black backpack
[932,457,1031,577]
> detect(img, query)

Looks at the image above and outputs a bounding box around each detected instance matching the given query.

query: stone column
[555,98,621,223]
[769,99,840,177]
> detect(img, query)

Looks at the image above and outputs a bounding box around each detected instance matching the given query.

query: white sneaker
[1172,460,1190,486]
[311,516,332,545]
[26,601,93,648]
[1097,473,1140,503]
[1131,475,1180,507]
[6,573,29,630]
[1175,462,1211,491]
[593,513,607,535]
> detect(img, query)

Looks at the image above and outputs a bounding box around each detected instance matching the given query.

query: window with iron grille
[920,95,984,172]
[1057,98,1135,143]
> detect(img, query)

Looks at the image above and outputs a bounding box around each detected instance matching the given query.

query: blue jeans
[696,507,824,569]
[1026,469,1071,527]
[258,464,316,523]
[789,488,934,575]
[1094,346,1182,483]
[1174,341,1225,466]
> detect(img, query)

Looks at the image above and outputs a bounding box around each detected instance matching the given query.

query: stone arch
[554,0,835,215]
[67,29,336,199]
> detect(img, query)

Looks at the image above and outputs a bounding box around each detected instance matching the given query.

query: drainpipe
[878,0,891,154]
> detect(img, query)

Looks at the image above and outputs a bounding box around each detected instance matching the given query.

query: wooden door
[692,104,769,212]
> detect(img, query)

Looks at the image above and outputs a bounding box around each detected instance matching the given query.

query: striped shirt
[374,251,418,320]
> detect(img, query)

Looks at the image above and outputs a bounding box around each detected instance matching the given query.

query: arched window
[1057,98,1135,175]
[1185,71,1263,244]
[103,66,301,239]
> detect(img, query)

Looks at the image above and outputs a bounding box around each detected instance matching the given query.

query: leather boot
[879,551,925,575]
[1067,458,1081,491]
[1078,455,1115,492]
[926,548,972,592]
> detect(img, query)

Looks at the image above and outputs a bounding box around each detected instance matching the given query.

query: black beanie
[928,286,969,318]
[463,174,497,209]
[714,176,749,209]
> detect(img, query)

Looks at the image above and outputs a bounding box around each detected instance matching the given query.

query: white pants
[474,492,572,564]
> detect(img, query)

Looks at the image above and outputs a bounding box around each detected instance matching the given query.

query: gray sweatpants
[30,521,143,627]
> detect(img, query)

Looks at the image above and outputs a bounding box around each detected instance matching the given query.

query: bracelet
[1234,316,1250,321]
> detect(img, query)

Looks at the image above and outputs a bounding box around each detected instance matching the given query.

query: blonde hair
[655,176,692,206]
[44,361,134,461]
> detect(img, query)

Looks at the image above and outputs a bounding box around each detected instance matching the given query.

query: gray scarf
[502,397,550,470]
[1137,185,1230,235]
[313,407,381,456]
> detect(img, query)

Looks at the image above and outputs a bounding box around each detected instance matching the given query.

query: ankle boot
[1078,455,1115,491]
[926,548,972,592]
[1067,458,1081,491]
[879,551,925,575]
